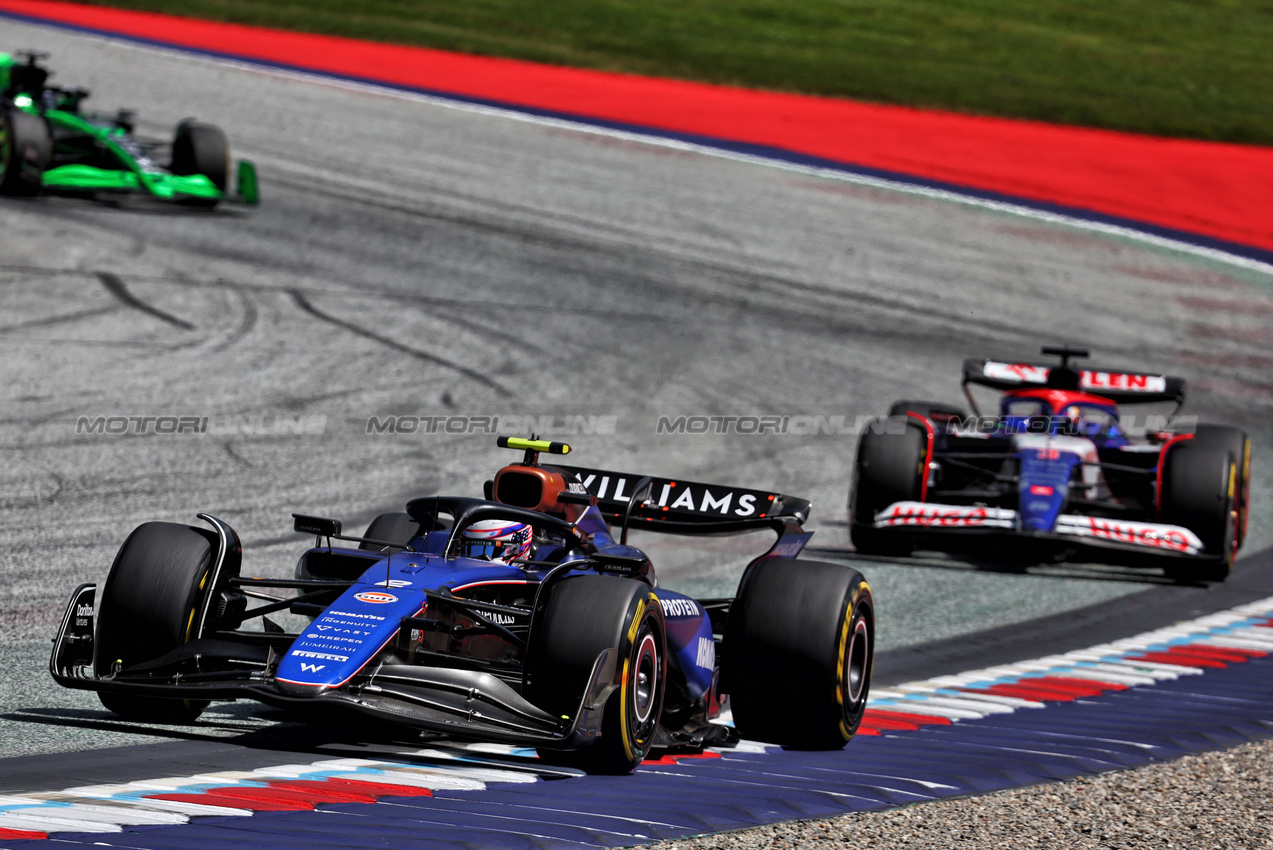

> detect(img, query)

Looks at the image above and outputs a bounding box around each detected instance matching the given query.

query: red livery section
[1,0,1271,255]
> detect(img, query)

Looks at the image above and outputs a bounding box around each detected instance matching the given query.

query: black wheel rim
[845,613,870,707]
[632,631,659,724]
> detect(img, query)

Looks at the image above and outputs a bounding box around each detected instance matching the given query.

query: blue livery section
[276,552,425,692]
[277,551,537,692]
[654,589,714,699]
[1016,449,1081,532]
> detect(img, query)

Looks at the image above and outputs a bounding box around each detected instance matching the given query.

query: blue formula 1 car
[849,347,1251,583]
[52,438,874,773]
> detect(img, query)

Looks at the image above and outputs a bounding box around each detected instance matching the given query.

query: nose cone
[274,579,425,693]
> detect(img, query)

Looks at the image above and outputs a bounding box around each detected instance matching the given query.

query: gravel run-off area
[648,736,1273,849]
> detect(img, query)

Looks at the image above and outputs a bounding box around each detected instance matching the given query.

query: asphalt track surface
[2,10,1272,792]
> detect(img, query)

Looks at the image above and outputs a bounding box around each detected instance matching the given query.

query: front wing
[41,161,259,204]
[874,501,1205,557]
[50,584,613,749]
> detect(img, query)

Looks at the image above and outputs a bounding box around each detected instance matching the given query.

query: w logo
[299,663,326,673]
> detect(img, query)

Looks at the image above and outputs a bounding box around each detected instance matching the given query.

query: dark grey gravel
[648,737,1273,848]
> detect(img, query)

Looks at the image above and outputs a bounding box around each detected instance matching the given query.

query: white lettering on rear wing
[1080,370,1167,393]
[983,362,1167,393]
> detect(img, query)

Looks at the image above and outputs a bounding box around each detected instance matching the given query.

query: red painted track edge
[2,0,1272,262]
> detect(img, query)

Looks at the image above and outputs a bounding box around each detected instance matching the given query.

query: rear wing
[555,465,810,531]
[962,359,1186,406]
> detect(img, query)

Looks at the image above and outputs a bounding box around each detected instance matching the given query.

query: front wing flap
[874,501,1205,557]
[50,584,612,747]
[40,161,259,204]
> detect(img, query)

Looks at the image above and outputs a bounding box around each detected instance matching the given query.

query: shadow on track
[870,546,1273,687]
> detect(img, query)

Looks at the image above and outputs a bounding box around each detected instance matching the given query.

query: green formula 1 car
[0,50,257,207]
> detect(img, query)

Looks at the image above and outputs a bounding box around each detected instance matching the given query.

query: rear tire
[0,108,50,195]
[527,576,666,774]
[1161,441,1237,583]
[359,512,421,553]
[95,522,219,722]
[171,121,229,206]
[850,416,927,556]
[724,558,873,748]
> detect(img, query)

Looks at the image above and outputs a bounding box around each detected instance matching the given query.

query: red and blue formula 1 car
[849,347,1251,583]
[52,438,874,773]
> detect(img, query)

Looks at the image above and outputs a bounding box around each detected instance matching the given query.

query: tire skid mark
[0,265,665,322]
[288,289,508,393]
[424,304,551,356]
[0,306,120,334]
[211,286,258,353]
[94,272,195,331]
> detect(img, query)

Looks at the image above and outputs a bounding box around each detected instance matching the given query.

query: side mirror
[292,514,341,537]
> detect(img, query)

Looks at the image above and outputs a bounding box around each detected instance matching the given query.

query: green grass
[79,0,1273,144]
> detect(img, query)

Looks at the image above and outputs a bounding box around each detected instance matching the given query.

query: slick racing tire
[1160,440,1237,584]
[724,558,873,748]
[94,522,219,722]
[358,512,422,553]
[0,108,51,196]
[1191,425,1251,550]
[171,121,229,204]
[849,415,927,556]
[527,576,666,774]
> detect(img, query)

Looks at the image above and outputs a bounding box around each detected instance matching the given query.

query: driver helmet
[1061,404,1100,437]
[460,519,532,564]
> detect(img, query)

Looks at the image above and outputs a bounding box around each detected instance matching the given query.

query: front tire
[0,108,51,196]
[1191,425,1251,550]
[94,522,220,722]
[724,558,873,748]
[171,121,229,206]
[1161,440,1237,583]
[526,576,666,774]
[850,416,927,556]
